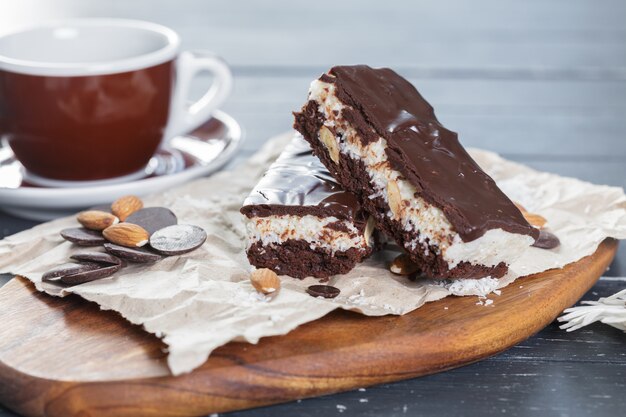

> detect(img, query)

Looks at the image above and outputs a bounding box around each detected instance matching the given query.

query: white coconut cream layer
[308,78,534,270]
[245,214,373,254]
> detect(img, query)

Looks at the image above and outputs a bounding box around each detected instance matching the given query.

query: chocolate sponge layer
[247,239,371,280]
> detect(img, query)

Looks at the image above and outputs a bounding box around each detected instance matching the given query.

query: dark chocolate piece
[126,207,178,235]
[306,284,341,298]
[297,65,537,243]
[104,243,162,263]
[149,224,207,255]
[60,228,106,246]
[42,262,101,282]
[61,263,121,285]
[240,135,365,225]
[532,230,560,249]
[70,251,122,266]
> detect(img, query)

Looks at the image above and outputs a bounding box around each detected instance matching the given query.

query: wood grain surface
[0,240,617,417]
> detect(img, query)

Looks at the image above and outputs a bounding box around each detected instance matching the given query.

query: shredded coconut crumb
[234,288,272,305]
[448,277,499,296]
[439,276,501,297]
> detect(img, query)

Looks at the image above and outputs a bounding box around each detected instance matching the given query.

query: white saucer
[0,110,243,221]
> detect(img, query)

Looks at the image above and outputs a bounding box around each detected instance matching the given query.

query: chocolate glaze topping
[325,65,538,242]
[241,135,365,225]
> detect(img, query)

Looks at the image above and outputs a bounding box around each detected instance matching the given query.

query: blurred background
[1,0,625,266]
[2,0,624,162]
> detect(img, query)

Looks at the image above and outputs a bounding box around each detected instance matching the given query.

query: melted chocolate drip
[327,65,538,242]
[241,135,364,224]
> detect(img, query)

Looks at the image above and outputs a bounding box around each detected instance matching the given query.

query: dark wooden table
[1,1,625,416]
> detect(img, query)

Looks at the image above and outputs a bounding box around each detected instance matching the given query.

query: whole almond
[390,254,420,275]
[103,223,149,248]
[250,268,281,295]
[524,212,547,229]
[111,195,143,221]
[318,125,340,163]
[387,180,403,219]
[364,216,375,241]
[77,210,119,231]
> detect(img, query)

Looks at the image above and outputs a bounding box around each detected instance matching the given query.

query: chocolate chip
[306,284,341,299]
[42,262,101,282]
[70,251,122,266]
[60,228,106,246]
[149,224,207,255]
[104,243,162,263]
[532,230,560,250]
[125,207,178,235]
[61,263,122,285]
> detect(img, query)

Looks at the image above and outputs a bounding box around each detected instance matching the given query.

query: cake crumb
[337,404,347,412]
[444,276,500,297]
[359,398,369,403]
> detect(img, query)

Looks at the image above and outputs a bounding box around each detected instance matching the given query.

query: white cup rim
[0,18,180,77]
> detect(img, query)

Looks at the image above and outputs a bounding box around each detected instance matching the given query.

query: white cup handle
[165,51,233,139]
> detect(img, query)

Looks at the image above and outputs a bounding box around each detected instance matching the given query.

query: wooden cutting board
[0,239,617,417]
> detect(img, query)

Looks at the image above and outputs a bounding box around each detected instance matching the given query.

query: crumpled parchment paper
[1,131,625,375]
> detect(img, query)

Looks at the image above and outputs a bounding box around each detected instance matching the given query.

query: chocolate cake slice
[241,134,374,279]
[294,65,538,279]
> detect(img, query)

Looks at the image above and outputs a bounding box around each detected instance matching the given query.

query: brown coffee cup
[0,19,232,184]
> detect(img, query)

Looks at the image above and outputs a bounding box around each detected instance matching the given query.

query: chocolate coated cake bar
[241,134,374,279]
[294,65,538,279]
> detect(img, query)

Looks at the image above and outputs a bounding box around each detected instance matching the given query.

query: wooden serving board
[0,239,617,417]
